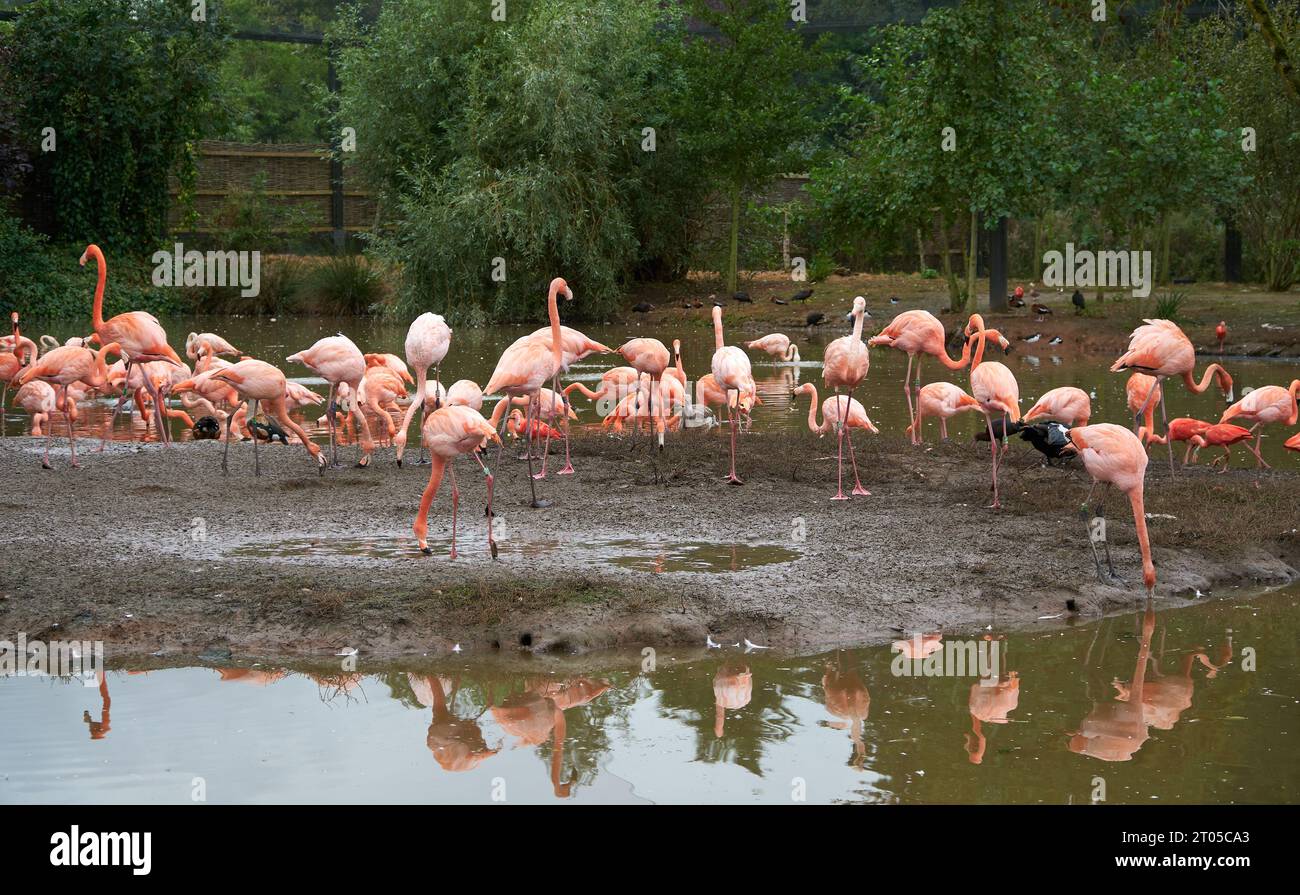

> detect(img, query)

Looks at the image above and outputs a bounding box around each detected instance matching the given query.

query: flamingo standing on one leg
[483,277,572,506]
[530,313,610,476]
[16,341,118,468]
[81,245,183,446]
[1068,423,1156,595]
[1219,380,1299,469]
[793,382,878,495]
[412,405,501,559]
[1111,318,1234,473]
[1125,373,1164,446]
[710,306,754,485]
[967,316,1020,509]
[821,296,872,499]
[1023,386,1091,428]
[287,334,375,468]
[394,312,451,466]
[906,382,982,443]
[193,360,326,476]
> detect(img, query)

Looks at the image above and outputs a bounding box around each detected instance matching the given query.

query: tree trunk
[726,185,741,295]
[1242,0,1300,104]
[916,227,926,273]
[941,217,960,311]
[965,210,978,312]
[1159,217,1171,286]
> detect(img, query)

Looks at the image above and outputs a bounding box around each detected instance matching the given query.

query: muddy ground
[1,428,1297,662]
[631,272,1300,358]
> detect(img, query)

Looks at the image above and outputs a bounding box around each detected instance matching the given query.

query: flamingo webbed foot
[558,464,575,475]
[852,486,871,496]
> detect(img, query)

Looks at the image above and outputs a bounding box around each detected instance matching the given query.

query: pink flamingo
[1220,379,1299,469]
[746,332,800,363]
[81,245,183,446]
[616,337,671,448]
[1287,431,1300,453]
[483,277,572,505]
[14,379,58,438]
[868,308,977,441]
[358,364,408,446]
[185,332,240,361]
[820,296,872,499]
[445,379,483,410]
[1190,423,1255,472]
[1068,423,1155,594]
[412,405,501,559]
[287,334,375,468]
[906,381,982,443]
[394,312,451,465]
[529,311,610,474]
[967,315,1020,509]
[710,305,754,484]
[793,382,878,496]
[1158,417,1213,465]
[1023,386,1091,427]
[193,359,325,476]
[1111,318,1234,472]
[1,312,39,437]
[1125,373,1164,445]
[16,341,119,468]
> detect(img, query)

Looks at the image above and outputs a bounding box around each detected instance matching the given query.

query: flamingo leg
[846,389,870,497]
[1248,424,1270,469]
[250,399,260,477]
[726,390,742,485]
[326,383,339,467]
[222,401,241,475]
[471,450,498,559]
[1158,387,1175,474]
[101,368,133,451]
[416,367,431,464]
[902,354,915,443]
[832,389,848,500]
[558,389,575,475]
[63,386,79,468]
[984,413,1001,509]
[524,393,545,508]
[448,463,459,560]
[1,383,7,438]
[535,388,555,480]
[1133,377,1159,438]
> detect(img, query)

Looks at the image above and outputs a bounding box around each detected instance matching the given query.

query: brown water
[1,586,1295,804]
[12,314,1300,466]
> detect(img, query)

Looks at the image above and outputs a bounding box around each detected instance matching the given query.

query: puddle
[3,587,1294,804]
[226,535,799,572]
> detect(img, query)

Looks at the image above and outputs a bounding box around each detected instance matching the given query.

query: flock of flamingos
[3,245,1300,597]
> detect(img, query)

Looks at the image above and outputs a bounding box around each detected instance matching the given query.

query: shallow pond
[13,313,1299,467]
[2,586,1296,804]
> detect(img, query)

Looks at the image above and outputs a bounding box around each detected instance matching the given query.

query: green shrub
[1152,289,1189,321]
[293,254,388,316]
[0,213,182,320]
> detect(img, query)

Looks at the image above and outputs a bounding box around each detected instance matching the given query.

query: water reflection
[2,589,1294,804]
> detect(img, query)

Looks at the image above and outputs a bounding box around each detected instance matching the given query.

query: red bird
[1215,321,1227,354]
[1190,423,1255,473]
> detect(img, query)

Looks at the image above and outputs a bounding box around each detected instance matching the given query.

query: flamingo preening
[287,334,375,468]
[793,382,878,497]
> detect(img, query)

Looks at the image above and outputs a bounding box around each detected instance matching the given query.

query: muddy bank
[1,430,1297,661]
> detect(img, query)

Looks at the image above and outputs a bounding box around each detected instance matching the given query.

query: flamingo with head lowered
[793,382,878,497]
[393,312,452,466]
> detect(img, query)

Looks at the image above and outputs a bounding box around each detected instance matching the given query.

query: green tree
[671,0,832,294]
[7,0,228,254]
[1183,1,1300,290]
[331,0,701,322]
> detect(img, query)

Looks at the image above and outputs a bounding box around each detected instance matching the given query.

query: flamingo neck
[851,308,864,341]
[1129,488,1155,594]
[938,337,972,371]
[804,385,823,433]
[1184,364,1225,395]
[87,246,107,332]
[92,342,119,389]
[712,312,724,351]
[547,281,562,371]
[970,326,988,371]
